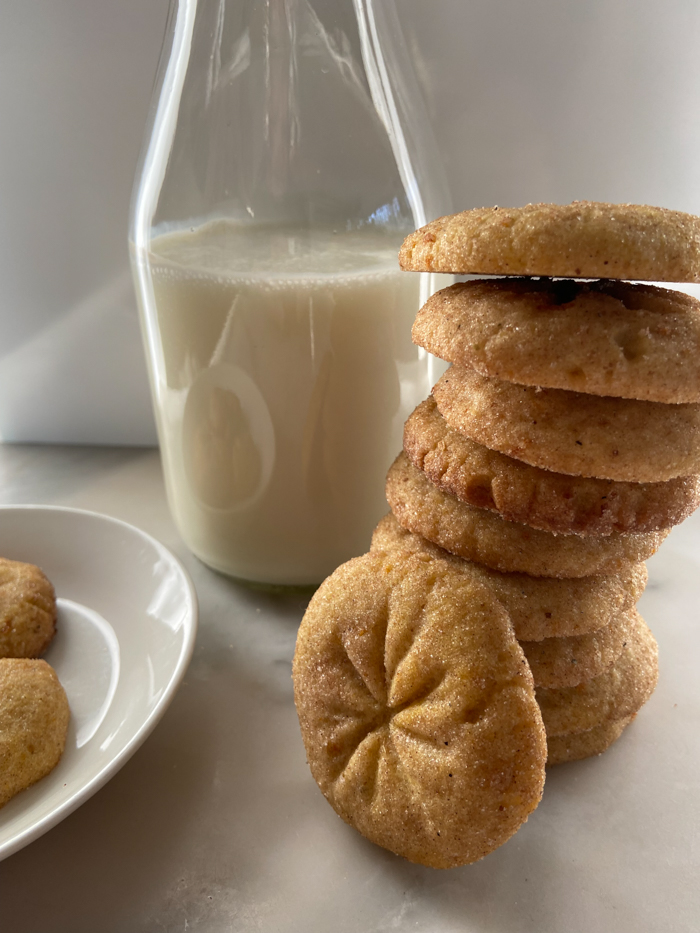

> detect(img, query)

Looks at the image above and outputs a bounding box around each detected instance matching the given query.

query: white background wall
[0,0,170,445]
[1,0,699,446]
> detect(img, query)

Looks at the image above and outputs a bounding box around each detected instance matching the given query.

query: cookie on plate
[386,452,668,578]
[371,514,647,641]
[547,715,635,767]
[293,550,546,868]
[412,278,700,404]
[520,606,636,689]
[398,202,700,282]
[0,558,57,659]
[0,658,70,807]
[404,398,700,535]
[535,611,658,737]
[433,365,700,483]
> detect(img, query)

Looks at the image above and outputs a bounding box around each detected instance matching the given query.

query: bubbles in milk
[143,220,427,585]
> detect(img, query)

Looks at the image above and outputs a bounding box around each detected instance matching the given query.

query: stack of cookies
[385,201,700,765]
[293,202,700,868]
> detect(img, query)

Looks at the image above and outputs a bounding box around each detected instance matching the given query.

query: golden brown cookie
[0,558,57,659]
[371,514,647,641]
[404,397,700,535]
[521,606,635,689]
[547,715,634,767]
[536,612,657,737]
[412,278,700,403]
[399,202,700,282]
[433,365,700,483]
[0,659,70,807]
[386,452,668,578]
[293,550,546,868]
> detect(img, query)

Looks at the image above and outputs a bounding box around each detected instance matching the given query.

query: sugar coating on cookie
[293,550,547,869]
[433,365,700,483]
[547,715,634,767]
[520,606,635,689]
[536,612,658,737]
[371,514,647,641]
[404,398,700,536]
[412,278,700,404]
[399,202,700,282]
[0,558,57,659]
[0,658,70,807]
[386,453,667,578]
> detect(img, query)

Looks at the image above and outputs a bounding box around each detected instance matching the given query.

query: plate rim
[0,503,199,861]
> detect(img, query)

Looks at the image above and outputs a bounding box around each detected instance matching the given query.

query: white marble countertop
[0,443,698,933]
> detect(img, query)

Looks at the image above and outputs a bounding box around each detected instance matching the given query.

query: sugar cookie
[404,398,700,535]
[293,550,546,868]
[412,278,700,404]
[0,558,57,659]
[399,202,700,282]
[432,365,700,482]
[536,612,657,737]
[0,659,70,807]
[521,607,635,688]
[546,715,634,767]
[371,514,647,641]
[386,453,667,577]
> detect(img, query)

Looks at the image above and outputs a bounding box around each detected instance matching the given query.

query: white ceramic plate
[0,506,198,860]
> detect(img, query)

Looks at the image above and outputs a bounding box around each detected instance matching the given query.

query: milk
[136,220,429,585]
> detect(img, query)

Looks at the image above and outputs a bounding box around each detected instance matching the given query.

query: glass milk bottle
[130,0,449,586]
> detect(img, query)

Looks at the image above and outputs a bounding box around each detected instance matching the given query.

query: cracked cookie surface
[293,550,546,868]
